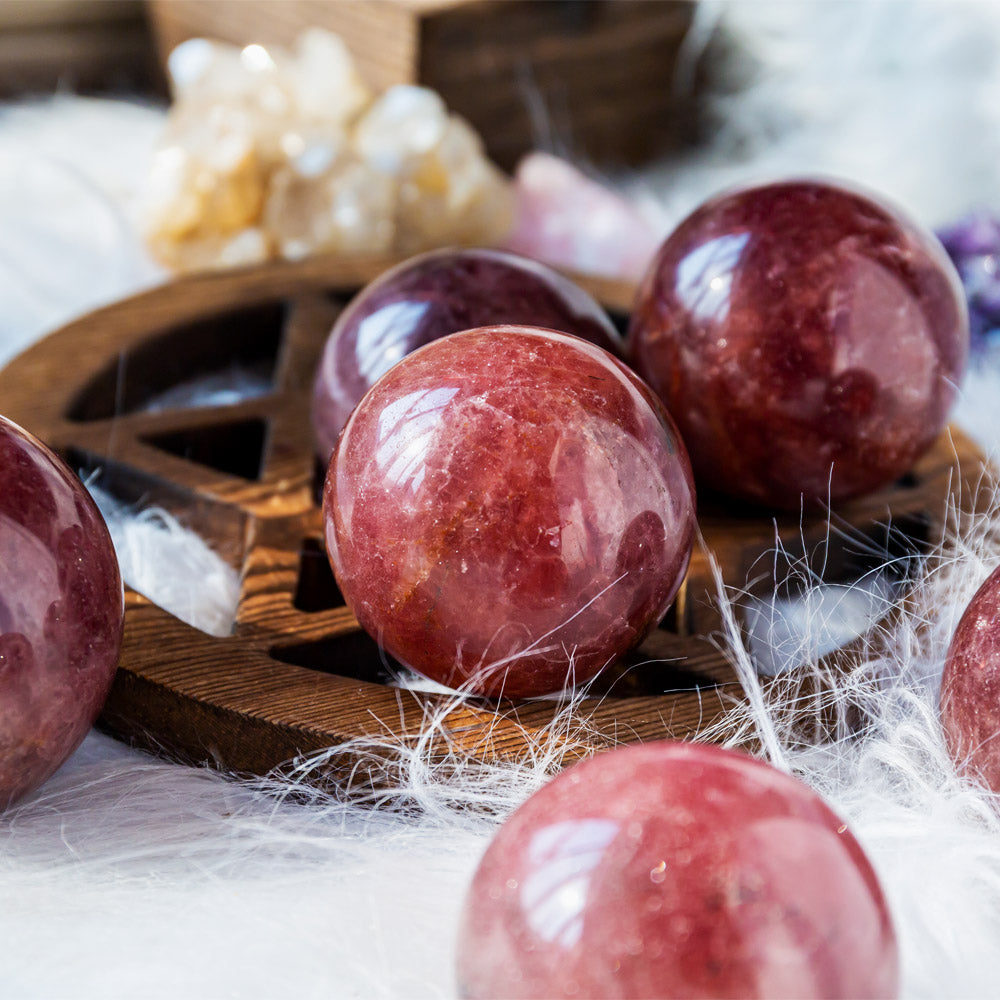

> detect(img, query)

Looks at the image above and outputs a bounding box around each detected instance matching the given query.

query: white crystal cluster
[143,30,514,272]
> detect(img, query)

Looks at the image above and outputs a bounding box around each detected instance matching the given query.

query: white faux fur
[6,4,1000,998]
[705,464,1000,995]
[0,96,165,366]
[90,485,241,638]
[625,1,1000,233]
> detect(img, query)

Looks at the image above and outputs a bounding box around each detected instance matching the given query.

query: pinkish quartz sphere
[323,325,694,698]
[312,248,623,462]
[941,565,1000,791]
[0,416,124,808]
[628,180,969,510]
[458,742,899,1000]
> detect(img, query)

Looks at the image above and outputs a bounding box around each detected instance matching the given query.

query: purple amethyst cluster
[938,213,1000,350]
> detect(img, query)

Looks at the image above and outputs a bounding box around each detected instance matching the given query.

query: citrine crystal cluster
[143,30,515,272]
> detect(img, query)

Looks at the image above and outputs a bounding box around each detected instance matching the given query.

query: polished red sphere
[312,247,623,462]
[458,742,899,999]
[628,180,968,510]
[941,565,1000,791]
[323,326,695,698]
[0,416,124,808]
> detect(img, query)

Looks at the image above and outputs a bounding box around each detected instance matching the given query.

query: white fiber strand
[88,484,240,637]
[700,481,1000,999]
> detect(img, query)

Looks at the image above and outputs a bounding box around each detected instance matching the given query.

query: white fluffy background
[5,3,1000,997]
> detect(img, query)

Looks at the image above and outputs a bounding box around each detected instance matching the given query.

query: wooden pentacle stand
[0,254,987,786]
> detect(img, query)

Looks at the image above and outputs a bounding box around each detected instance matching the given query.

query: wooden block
[147,0,696,171]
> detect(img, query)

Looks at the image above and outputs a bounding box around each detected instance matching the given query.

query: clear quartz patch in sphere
[0,416,124,808]
[941,565,1000,791]
[323,325,694,699]
[457,742,899,1000]
[628,179,969,510]
[311,248,623,462]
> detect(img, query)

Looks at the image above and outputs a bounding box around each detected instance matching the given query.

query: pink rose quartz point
[628,179,969,510]
[503,151,664,283]
[312,247,623,463]
[458,742,899,999]
[0,416,124,808]
[323,326,695,699]
[941,565,1000,791]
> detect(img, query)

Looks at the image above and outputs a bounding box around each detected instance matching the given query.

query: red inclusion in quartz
[323,326,695,699]
[0,416,123,808]
[941,565,1000,791]
[311,248,623,463]
[628,180,969,510]
[457,742,899,1000]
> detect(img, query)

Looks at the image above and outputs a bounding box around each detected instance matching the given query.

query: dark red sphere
[458,742,899,1000]
[323,326,695,698]
[312,247,623,462]
[0,415,124,808]
[941,565,1000,791]
[628,180,968,509]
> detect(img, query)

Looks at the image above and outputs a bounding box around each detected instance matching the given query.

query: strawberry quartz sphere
[0,416,124,808]
[457,742,899,1000]
[941,565,1000,791]
[312,247,623,462]
[628,179,968,510]
[323,326,695,698]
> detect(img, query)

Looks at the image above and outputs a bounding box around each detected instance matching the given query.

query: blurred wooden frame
[0,0,162,97]
[147,0,697,171]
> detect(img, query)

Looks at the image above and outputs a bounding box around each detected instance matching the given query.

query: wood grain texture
[0,255,986,789]
[0,1,161,99]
